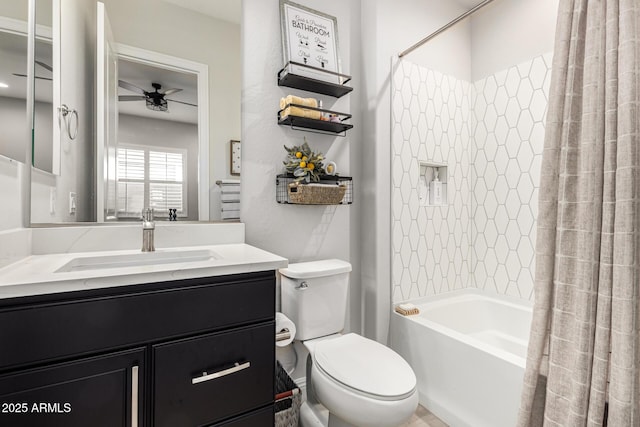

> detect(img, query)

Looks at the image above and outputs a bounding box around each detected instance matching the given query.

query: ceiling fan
[118,80,197,112]
[12,60,53,81]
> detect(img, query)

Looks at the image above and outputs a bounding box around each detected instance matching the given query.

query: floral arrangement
[283,139,325,183]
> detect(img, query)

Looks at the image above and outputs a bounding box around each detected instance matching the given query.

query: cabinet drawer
[211,406,274,426]
[153,323,274,427]
[0,272,275,371]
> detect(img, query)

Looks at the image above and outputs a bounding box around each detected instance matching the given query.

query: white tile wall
[391,60,472,302]
[391,53,552,302]
[471,53,552,300]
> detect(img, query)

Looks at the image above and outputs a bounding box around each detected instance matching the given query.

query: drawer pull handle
[192,361,251,385]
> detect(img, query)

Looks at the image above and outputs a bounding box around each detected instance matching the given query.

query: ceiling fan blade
[161,88,182,95]
[167,98,197,107]
[12,73,53,81]
[35,60,53,72]
[118,80,147,95]
[119,95,146,101]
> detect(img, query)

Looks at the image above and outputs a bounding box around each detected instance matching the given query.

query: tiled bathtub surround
[391,54,552,302]
[391,60,472,302]
[470,54,552,300]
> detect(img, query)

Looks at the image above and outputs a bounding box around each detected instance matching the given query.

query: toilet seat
[312,333,417,400]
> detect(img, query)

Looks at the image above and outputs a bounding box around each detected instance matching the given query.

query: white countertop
[0,244,288,300]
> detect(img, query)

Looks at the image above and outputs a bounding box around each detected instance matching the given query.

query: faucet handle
[142,208,154,222]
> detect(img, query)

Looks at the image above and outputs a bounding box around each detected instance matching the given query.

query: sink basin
[55,249,221,273]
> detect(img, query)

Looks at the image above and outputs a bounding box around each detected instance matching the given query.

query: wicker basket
[275,361,301,427]
[288,182,347,205]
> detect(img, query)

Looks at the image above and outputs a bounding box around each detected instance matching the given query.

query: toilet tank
[280,259,352,341]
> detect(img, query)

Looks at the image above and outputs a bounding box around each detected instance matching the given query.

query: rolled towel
[279,95,322,120]
[279,95,318,110]
[395,303,420,316]
[217,179,241,186]
[280,106,322,120]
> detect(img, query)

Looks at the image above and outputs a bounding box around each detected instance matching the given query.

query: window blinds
[116,146,186,217]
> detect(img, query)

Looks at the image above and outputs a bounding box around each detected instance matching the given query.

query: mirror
[106,53,204,222]
[0,1,53,172]
[27,0,241,224]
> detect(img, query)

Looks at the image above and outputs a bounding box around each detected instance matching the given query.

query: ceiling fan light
[145,97,168,112]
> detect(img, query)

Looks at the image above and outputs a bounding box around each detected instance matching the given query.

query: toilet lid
[313,333,416,399]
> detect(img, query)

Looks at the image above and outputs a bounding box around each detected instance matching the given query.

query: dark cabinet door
[0,348,144,427]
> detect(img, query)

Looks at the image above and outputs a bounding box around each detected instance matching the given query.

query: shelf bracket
[286,123,347,137]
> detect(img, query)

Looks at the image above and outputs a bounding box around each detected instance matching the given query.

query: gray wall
[241,0,363,335]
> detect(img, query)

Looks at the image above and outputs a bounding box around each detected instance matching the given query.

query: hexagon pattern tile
[391,60,472,303]
[391,53,553,302]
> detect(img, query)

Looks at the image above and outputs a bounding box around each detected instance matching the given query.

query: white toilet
[280,259,418,427]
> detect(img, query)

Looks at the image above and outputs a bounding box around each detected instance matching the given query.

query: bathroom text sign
[280,0,341,83]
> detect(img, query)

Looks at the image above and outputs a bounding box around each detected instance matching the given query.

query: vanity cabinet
[0,271,276,427]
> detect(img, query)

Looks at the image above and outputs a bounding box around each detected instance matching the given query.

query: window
[116,144,187,218]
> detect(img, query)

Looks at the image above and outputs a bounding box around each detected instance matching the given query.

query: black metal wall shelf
[276,174,353,205]
[277,61,353,98]
[278,103,353,136]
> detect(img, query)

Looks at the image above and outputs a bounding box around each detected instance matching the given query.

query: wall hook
[58,104,78,140]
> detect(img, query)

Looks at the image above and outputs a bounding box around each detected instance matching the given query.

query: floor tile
[400,405,448,427]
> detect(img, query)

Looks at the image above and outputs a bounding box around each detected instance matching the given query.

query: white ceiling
[160,0,241,24]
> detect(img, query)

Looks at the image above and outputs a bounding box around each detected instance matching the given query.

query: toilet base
[328,413,359,427]
[300,401,359,427]
[300,401,328,427]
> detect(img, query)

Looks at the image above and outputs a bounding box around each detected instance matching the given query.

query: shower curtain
[518,0,639,426]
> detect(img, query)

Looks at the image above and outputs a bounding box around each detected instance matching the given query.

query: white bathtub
[389,289,532,427]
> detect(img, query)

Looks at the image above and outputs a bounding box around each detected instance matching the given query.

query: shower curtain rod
[398,0,497,58]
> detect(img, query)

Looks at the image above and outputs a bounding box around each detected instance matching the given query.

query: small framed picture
[230,140,241,176]
[279,0,341,82]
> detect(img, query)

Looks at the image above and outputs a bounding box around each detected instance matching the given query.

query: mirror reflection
[0,1,53,173]
[113,59,199,221]
[23,0,241,224]
[0,30,29,164]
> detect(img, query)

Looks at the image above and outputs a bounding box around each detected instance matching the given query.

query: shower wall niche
[391,53,552,303]
[418,162,448,207]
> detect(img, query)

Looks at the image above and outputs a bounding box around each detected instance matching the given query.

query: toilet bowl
[306,333,418,427]
[279,260,418,427]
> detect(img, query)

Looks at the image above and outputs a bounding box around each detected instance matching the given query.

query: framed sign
[280,0,341,82]
[230,140,241,176]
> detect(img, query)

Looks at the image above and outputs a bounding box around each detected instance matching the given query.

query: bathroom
[1,0,639,426]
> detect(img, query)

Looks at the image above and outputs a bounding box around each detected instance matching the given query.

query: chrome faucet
[141,208,155,252]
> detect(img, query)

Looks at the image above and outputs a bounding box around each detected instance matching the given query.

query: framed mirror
[27,0,241,224]
[103,46,209,222]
